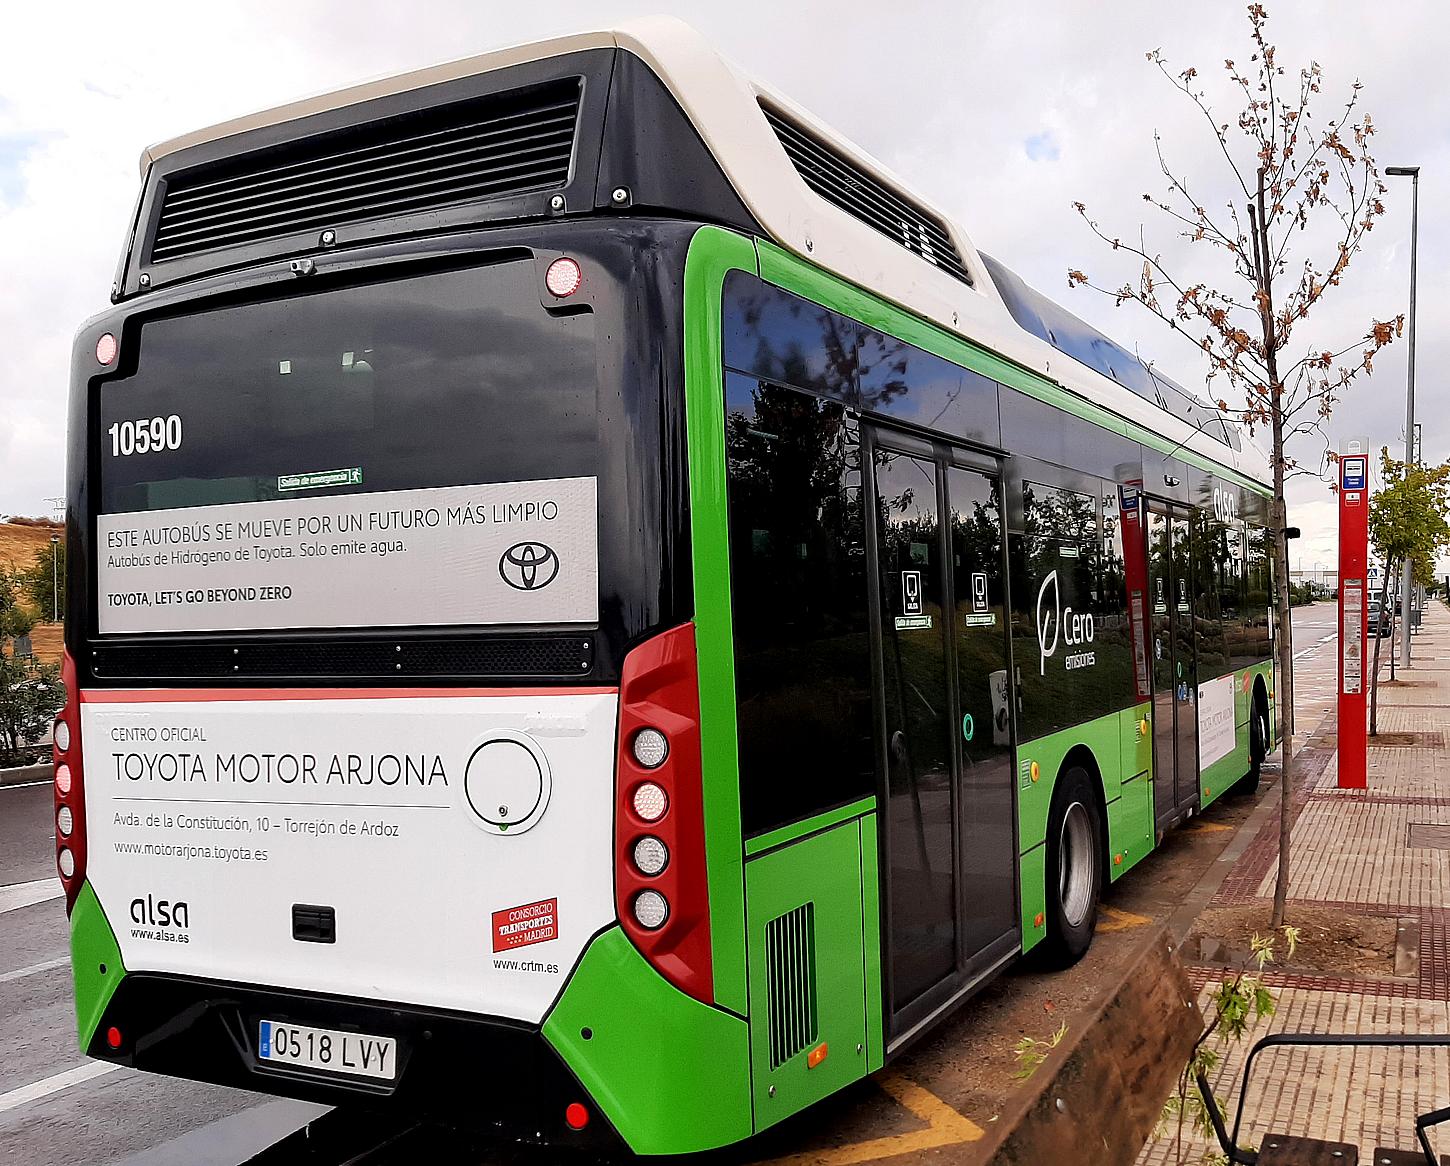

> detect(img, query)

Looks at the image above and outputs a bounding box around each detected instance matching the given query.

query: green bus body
[533,224,1276,1151]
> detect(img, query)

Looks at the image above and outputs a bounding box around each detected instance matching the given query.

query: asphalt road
[0,779,323,1165]
[0,604,1347,1164]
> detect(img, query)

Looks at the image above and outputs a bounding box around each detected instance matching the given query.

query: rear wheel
[1040,766,1102,966]
[1231,694,1270,797]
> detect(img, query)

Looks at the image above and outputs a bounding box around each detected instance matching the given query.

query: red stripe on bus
[79,686,618,703]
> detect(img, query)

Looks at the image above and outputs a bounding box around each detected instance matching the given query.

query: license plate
[258,1020,397,1081]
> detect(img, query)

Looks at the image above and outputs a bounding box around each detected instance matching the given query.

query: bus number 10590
[109,415,183,457]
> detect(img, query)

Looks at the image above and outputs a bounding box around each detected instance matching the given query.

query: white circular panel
[463,734,551,836]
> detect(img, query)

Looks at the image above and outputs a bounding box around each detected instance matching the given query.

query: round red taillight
[106,1026,123,1050]
[545,257,583,298]
[565,1101,589,1131]
[96,333,118,366]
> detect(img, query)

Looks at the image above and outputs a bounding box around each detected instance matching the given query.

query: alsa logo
[1213,486,1239,525]
[131,894,190,930]
[1036,570,1096,675]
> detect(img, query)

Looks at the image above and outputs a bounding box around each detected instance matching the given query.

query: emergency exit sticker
[492,897,559,952]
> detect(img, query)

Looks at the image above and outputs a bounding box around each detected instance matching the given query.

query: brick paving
[1138,602,1450,1164]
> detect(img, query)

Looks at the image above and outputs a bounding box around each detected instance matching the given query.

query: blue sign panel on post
[1342,456,1367,492]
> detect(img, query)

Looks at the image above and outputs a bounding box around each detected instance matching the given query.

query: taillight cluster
[54,650,87,913]
[615,624,712,1004]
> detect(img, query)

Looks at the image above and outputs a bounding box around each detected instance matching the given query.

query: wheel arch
[1057,743,1110,883]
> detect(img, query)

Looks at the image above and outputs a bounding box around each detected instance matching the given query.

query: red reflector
[545,257,583,297]
[96,332,118,366]
[565,1101,589,1130]
[105,1026,122,1050]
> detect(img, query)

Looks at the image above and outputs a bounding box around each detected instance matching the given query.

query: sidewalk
[1138,601,1450,1163]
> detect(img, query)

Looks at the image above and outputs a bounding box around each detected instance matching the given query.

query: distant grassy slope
[1,520,65,665]
[0,519,61,573]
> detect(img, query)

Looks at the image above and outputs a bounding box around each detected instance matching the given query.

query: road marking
[757,1071,983,1165]
[1097,905,1151,932]
[0,879,61,915]
[0,957,68,985]
[0,780,51,790]
[0,1062,121,1117]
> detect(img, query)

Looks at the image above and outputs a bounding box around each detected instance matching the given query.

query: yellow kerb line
[755,1071,984,1166]
[1097,905,1151,932]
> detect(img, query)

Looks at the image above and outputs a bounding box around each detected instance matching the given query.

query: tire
[1040,766,1103,966]
[1230,695,1270,797]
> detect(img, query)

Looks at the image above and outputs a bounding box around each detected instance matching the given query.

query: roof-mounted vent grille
[762,104,972,287]
[149,78,582,264]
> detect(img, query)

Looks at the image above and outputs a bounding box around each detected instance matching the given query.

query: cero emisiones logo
[1036,571,1060,676]
[1035,569,1096,675]
[499,542,560,591]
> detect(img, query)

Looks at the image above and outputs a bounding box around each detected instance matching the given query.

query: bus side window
[723,372,874,838]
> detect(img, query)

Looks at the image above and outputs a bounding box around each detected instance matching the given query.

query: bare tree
[1068,3,1402,927]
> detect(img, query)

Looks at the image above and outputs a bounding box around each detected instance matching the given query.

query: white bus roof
[144,17,1270,489]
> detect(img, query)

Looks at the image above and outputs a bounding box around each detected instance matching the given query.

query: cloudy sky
[1,0,1444,574]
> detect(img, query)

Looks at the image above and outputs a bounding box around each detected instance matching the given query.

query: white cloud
[1,0,1445,571]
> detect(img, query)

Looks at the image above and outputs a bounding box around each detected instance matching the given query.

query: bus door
[1146,501,1199,829]
[867,427,1017,1041]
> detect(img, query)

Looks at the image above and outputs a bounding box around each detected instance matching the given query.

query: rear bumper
[87,972,625,1149]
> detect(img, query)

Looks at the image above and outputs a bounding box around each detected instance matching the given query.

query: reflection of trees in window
[1189,510,1231,679]
[1241,524,1273,661]
[1023,482,1097,611]
[1012,481,1134,739]
[952,500,1003,597]
[725,280,858,401]
[725,376,872,838]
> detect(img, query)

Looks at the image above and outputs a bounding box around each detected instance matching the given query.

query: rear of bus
[57,31,758,1152]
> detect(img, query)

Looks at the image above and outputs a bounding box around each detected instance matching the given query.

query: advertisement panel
[1197,672,1237,769]
[81,690,617,1023]
[96,477,598,634]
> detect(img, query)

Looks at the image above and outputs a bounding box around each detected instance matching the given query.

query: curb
[0,764,50,788]
[971,926,1201,1165]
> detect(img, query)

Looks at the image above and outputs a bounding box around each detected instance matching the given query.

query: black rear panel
[72,219,707,689]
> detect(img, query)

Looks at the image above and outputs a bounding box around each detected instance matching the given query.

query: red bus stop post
[1338,442,1368,789]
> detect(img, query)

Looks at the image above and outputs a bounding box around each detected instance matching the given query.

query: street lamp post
[49,534,59,623]
[1387,165,1419,669]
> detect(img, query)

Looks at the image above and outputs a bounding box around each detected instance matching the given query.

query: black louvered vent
[762,105,972,286]
[150,78,583,264]
[765,902,818,1070]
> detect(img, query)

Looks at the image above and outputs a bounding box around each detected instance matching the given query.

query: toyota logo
[499,542,560,591]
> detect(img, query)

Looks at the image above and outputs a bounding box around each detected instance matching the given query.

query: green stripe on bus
[743,796,877,857]
[69,881,125,1050]
[754,240,1270,499]
[682,224,759,1017]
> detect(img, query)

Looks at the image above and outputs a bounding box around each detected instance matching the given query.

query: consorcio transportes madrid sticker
[492,897,559,952]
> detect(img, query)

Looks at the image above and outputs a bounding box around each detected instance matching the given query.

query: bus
[57,18,1277,1155]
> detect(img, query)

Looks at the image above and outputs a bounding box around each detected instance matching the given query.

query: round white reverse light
[54,720,70,753]
[58,848,75,879]
[632,728,668,769]
[633,890,669,930]
[633,836,669,876]
[57,806,73,837]
[632,781,668,822]
[55,764,72,797]
[545,256,583,297]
